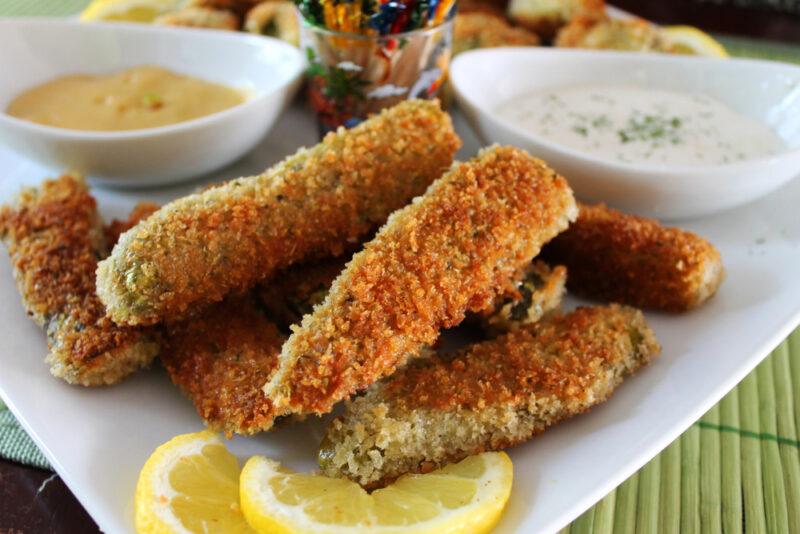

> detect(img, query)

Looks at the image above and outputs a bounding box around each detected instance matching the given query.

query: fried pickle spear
[478,260,566,335]
[453,12,540,56]
[164,256,343,436]
[555,15,674,52]
[266,145,578,416]
[542,203,725,311]
[260,255,564,335]
[319,304,660,487]
[154,7,240,30]
[0,175,159,386]
[97,99,460,326]
[161,295,284,436]
[507,0,605,39]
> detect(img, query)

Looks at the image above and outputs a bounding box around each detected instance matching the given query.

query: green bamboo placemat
[563,328,800,534]
[1,1,799,530]
[0,0,88,17]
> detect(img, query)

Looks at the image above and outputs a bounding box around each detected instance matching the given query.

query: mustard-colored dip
[6,65,245,131]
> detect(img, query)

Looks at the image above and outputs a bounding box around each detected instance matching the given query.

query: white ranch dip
[496,84,786,165]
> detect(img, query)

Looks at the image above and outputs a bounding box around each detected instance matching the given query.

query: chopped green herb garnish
[617,114,683,144]
[141,93,162,108]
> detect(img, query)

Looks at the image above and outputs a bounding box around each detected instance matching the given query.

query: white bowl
[451,48,800,220]
[0,18,304,187]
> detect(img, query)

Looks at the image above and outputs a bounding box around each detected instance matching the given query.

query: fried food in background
[105,202,160,247]
[0,175,159,386]
[154,6,240,30]
[161,295,284,436]
[188,0,262,17]
[555,15,673,52]
[479,260,566,335]
[453,12,540,56]
[96,99,460,326]
[542,203,725,312]
[507,0,605,40]
[319,304,660,487]
[244,1,299,46]
[266,145,577,417]
[260,253,566,336]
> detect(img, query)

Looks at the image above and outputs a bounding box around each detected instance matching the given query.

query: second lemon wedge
[663,25,729,58]
[239,452,513,534]
[80,0,185,23]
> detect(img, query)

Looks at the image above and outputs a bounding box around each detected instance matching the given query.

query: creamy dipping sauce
[6,66,245,131]
[497,84,786,166]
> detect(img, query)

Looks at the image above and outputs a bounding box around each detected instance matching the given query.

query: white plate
[0,105,799,534]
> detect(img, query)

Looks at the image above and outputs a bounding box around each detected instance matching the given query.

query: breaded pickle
[542,203,724,311]
[319,304,660,487]
[0,175,159,386]
[161,295,284,436]
[479,260,566,335]
[97,99,460,325]
[266,145,578,416]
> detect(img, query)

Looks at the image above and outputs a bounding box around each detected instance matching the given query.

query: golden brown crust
[319,304,660,486]
[266,145,577,416]
[542,203,724,311]
[388,305,654,411]
[161,295,284,436]
[0,175,159,386]
[453,12,540,55]
[97,99,460,325]
[105,202,160,248]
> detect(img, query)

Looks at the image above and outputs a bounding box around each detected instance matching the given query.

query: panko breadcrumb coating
[453,12,540,55]
[479,260,566,335]
[154,6,240,30]
[97,99,460,326]
[161,295,284,436]
[555,15,674,52]
[105,202,160,248]
[266,145,578,416]
[507,0,605,39]
[319,305,660,487]
[0,175,159,386]
[542,203,724,311]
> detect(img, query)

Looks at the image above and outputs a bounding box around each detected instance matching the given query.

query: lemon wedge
[663,25,728,58]
[240,452,513,534]
[135,430,254,534]
[80,0,186,23]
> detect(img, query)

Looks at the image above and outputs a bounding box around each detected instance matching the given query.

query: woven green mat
[2,1,800,530]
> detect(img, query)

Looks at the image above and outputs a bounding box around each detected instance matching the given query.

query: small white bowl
[451,48,800,220]
[0,19,304,187]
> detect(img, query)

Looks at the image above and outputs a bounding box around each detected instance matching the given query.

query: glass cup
[300,16,453,133]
